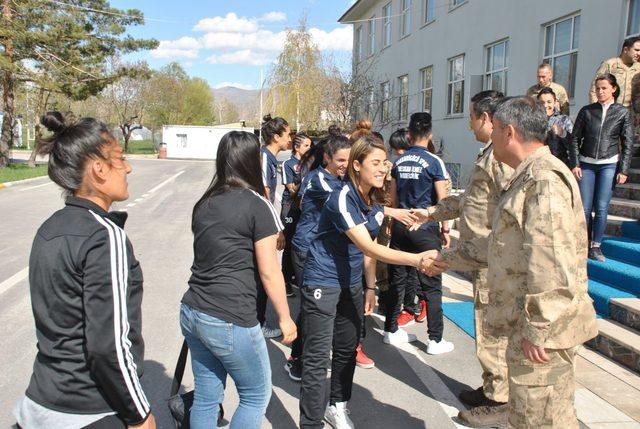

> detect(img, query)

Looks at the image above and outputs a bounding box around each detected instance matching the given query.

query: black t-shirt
[182,188,284,327]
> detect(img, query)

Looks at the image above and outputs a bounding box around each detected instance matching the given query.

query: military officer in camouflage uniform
[486,96,598,428]
[413,90,513,427]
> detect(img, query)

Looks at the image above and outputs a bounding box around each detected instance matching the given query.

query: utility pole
[259,68,264,143]
[295,42,301,132]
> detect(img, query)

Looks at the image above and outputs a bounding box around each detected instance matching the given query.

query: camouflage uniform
[427,142,513,403]
[527,82,570,116]
[486,146,598,428]
[589,57,640,108]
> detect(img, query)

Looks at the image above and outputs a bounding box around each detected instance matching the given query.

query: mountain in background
[212,86,261,124]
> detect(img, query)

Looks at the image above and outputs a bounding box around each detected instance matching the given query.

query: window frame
[401,0,411,38]
[368,15,376,55]
[420,65,433,113]
[483,38,509,94]
[383,2,393,48]
[447,54,465,116]
[381,81,391,122]
[397,75,409,120]
[423,0,435,24]
[628,0,640,37]
[542,13,580,98]
[449,0,468,11]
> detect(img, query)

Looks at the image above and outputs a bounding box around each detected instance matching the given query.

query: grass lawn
[0,163,48,184]
[123,140,157,155]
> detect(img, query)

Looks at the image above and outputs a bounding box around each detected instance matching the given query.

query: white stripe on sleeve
[429,152,450,180]
[89,212,150,417]
[317,172,333,192]
[338,185,356,229]
[250,190,285,231]
[261,151,268,186]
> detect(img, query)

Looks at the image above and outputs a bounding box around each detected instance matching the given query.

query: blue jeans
[578,162,617,245]
[180,304,272,429]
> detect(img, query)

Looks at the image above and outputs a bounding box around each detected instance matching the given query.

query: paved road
[2,158,617,429]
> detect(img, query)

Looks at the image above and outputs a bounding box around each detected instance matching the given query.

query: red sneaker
[415,299,427,323]
[356,344,375,368]
[397,309,416,327]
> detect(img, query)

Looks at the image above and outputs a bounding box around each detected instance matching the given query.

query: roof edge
[338,0,366,24]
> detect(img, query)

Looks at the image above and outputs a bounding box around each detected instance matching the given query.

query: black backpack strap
[170,340,189,396]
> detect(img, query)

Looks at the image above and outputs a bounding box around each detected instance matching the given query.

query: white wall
[345,0,632,183]
[162,125,252,160]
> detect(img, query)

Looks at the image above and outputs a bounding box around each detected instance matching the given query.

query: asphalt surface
[0,158,490,429]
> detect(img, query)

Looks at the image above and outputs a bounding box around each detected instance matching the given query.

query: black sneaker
[286,284,295,297]
[588,247,606,262]
[284,358,302,381]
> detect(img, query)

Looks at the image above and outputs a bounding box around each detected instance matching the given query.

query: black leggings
[280,198,300,286]
[386,223,443,341]
[290,248,307,359]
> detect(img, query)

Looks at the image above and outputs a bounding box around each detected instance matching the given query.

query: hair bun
[40,111,67,134]
[262,113,273,123]
[355,119,372,131]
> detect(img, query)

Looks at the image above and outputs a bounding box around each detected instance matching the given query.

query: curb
[0,175,50,189]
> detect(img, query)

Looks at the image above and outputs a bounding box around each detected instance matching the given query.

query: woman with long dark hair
[14,112,155,429]
[570,74,634,261]
[299,135,439,429]
[181,131,297,429]
[281,134,313,297]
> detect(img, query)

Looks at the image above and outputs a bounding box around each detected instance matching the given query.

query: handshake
[418,249,449,277]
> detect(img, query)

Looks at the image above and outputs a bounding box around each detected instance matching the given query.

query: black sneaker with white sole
[284,358,302,381]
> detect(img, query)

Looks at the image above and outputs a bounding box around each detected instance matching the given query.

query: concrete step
[628,168,640,183]
[587,318,640,373]
[589,279,637,317]
[588,257,640,296]
[605,215,638,236]
[611,298,640,333]
[609,197,640,219]
[601,236,640,267]
[614,183,640,201]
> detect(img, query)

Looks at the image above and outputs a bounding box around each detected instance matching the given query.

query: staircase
[587,147,640,373]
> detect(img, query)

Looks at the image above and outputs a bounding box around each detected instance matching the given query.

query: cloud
[207,50,273,66]
[260,11,287,22]
[200,30,287,52]
[309,27,353,51]
[151,37,200,59]
[213,82,255,90]
[193,13,259,33]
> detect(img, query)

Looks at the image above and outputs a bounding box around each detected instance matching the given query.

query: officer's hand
[276,231,286,251]
[441,232,451,249]
[521,339,550,363]
[418,250,448,276]
[617,173,628,185]
[129,414,156,429]
[571,167,582,181]
[389,208,419,226]
[279,316,297,345]
[409,208,432,224]
[364,289,376,315]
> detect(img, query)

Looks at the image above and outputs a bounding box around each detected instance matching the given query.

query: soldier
[589,36,640,109]
[483,96,597,428]
[526,63,570,115]
[412,90,512,427]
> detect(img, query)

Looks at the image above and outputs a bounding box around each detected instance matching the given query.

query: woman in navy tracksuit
[299,135,438,429]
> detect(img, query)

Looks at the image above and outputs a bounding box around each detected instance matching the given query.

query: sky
[108,0,356,90]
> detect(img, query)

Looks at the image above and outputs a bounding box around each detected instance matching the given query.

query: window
[543,14,580,98]
[398,75,409,120]
[381,81,390,122]
[445,162,461,189]
[177,134,187,148]
[355,26,363,62]
[424,0,435,23]
[401,0,411,37]
[628,0,640,36]
[484,39,509,94]
[383,3,392,47]
[365,87,375,119]
[368,16,376,55]
[450,0,467,10]
[420,66,433,113]
[447,55,465,115]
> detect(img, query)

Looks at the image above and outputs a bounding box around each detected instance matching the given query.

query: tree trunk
[0,0,14,168]
[27,89,49,168]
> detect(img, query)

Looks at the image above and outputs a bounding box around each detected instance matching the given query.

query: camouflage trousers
[506,333,579,429]
[473,270,509,403]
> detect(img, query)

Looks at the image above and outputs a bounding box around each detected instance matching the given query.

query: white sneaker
[262,326,282,339]
[427,338,454,355]
[324,402,354,429]
[382,328,417,345]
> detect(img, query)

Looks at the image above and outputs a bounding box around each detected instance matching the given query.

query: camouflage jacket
[589,57,640,109]
[485,146,598,348]
[431,142,512,270]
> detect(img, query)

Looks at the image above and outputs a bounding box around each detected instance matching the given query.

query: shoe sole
[427,347,455,355]
[383,337,418,345]
[398,319,415,327]
[356,362,375,369]
[283,363,301,382]
[415,316,426,323]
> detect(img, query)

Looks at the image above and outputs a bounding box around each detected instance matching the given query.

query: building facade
[339,0,640,185]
